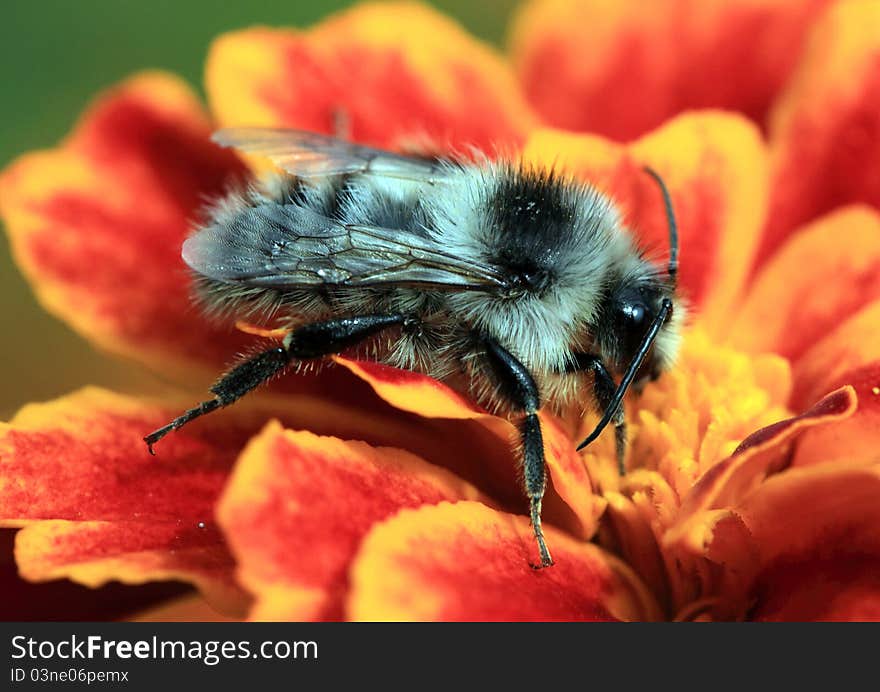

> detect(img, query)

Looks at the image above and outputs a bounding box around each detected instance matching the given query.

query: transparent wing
[212,127,452,182]
[183,202,509,291]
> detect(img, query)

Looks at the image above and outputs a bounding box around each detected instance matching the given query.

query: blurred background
[0,0,517,419]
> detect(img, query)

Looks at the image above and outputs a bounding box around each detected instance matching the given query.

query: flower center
[580,325,793,498]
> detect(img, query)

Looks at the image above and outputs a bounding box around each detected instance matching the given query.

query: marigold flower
[1,1,879,621]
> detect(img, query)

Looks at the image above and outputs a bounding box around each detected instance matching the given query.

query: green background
[0,0,518,417]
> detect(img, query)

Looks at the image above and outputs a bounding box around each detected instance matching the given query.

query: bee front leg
[144,314,410,453]
[591,360,628,477]
[570,354,628,476]
[482,338,553,569]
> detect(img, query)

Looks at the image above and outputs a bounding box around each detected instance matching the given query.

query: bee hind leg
[482,337,553,568]
[144,346,289,454]
[144,313,411,454]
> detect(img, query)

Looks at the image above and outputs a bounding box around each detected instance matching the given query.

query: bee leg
[144,314,409,454]
[570,354,628,476]
[591,361,628,476]
[483,338,553,569]
[144,347,290,454]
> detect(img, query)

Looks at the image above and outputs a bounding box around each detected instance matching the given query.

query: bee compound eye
[614,297,657,365]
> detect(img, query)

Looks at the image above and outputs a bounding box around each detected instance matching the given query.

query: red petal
[669,461,880,620]
[132,594,242,622]
[0,527,190,621]
[216,423,488,620]
[0,388,260,612]
[207,3,537,152]
[510,0,832,141]
[751,557,880,621]
[736,463,880,621]
[347,501,659,621]
[0,73,250,377]
[758,1,880,265]
[792,300,880,410]
[793,361,880,469]
[14,521,243,611]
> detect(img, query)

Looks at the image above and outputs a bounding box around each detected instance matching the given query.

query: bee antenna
[642,166,678,285]
[576,298,673,452]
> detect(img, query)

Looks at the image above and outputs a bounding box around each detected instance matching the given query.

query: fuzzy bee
[144,128,683,568]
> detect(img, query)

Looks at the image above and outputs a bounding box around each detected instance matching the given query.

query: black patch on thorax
[488,169,575,293]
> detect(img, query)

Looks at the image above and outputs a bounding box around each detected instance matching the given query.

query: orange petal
[510,0,832,141]
[608,469,747,616]
[602,488,672,611]
[793,361,880,469]
[0,388,262,613]
[335,357,605,540]
[334,357,484,419]
[733,463,880,620]
[758,0,880,265]
[14,521,245,614]
[730,206,880,361]
[671,386,857,534]
[0,531,191,621]
[523,113,768,327]
[670,461,880,620]
[0,72,250,378]
[347,501,659,621]
[216,422,488,621]
[207,2,537,152]
[792,300,880,410]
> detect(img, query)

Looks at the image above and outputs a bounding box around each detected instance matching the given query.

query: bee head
[595,272,680,381]
[594,166,682,383]
[575,166,683,454]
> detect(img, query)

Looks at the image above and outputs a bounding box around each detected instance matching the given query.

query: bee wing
[212,127,451,182]
[183,202,509,291]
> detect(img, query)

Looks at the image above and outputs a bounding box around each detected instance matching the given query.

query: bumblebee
[145,128,682,567]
